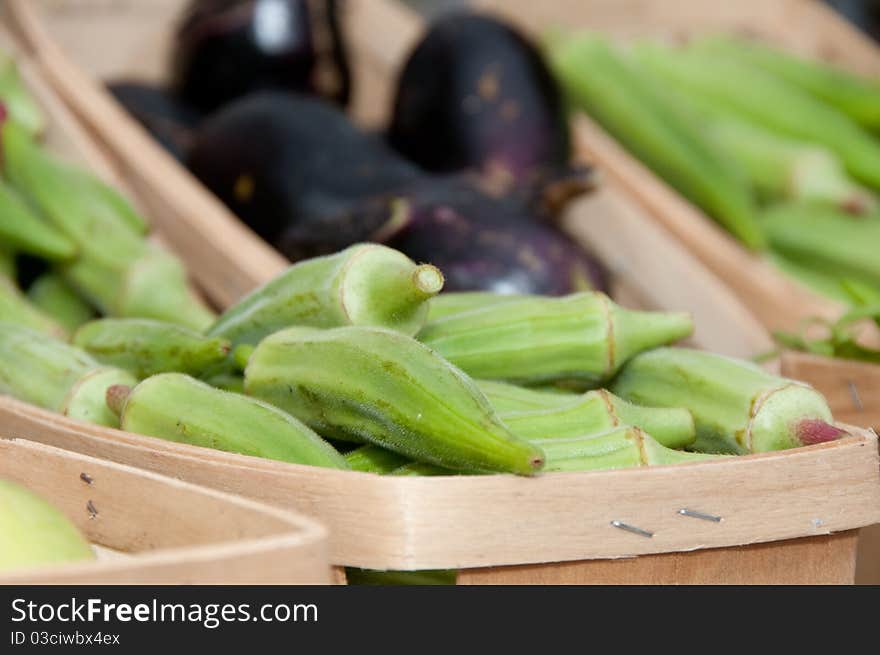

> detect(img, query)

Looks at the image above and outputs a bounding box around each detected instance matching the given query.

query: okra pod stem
[610,347,847,453]
[244,326,545,475]
[111,373,350,469]
[419,292,693,386]
[208,243,443,349]
[73,318,231,379]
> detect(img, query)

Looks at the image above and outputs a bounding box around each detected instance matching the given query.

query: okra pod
[635,43,880,188]
[0,52,45,136]
[762,201,880,290]
[0,179,77,260]
[0,246,13,278]
[243,326,545,475]
[767,251,852,304]
[344,444,411,474]
[426,292,529,322]
[1,276,67,339]
[390,463,453,476]
[61,366,137,427]
[27,273,96,333]
[692,35,880,131]
[610,347,847,453]
[0,479,94,574]
[73,318,230,379]
[109,373,349,469]
[0,322,133,426]
[208,243,444,349]
[476,379,577,412]
[549,35,764,249]
[419,292,693,386]
[539,427,721,472]
[499,389,696,449]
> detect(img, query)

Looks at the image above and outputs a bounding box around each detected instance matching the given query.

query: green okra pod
[426,292,529,323]
[0,322,132,426]
[476,379,578,413]
[419,292,693,386]
[767,251,853,303]
[243,326,545,475]
[27,273,96,333]
[548,35,764,249]
[498,389,696,450]
[610,347,847,454]
[344,444,411,474]
[109,373,349,469]
[692,35,880,132]
[73,318,231,379]
[0,52,45,137]
[635,42,880,189]
[539,427,722,472]
[0,180,76,260]
[762,202,880,290]
[208,243,444,350]
[1,276,67,339]
[0,479,94,574]
[390,463,453,476]
[0,246,13,278]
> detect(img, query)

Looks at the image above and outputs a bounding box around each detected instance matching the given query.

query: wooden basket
[1,0,777,361]
[4,0,880,585]
[0,439,331,584]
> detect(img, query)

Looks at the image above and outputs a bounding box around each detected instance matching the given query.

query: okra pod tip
[106,384,132,417]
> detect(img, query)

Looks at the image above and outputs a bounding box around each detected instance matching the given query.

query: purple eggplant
[171,0,350,113]
[380,177,607,295]
[106,82,202,161]
[187,91,607,294]
[186,91,421,245]
[387,11,593,213]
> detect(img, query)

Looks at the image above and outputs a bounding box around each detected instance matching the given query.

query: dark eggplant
[387,11,592,212]
[379,176,608,295]
[186,91,421,245]
[187,91,607,295]
[171,0,350,113]
[106,82,202,161]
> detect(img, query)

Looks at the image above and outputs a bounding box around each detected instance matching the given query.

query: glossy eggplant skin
[381,177,608,295]
[106,82,202,161]
[171,0,351,114]
[387,12,571,186]
[186,91,421,245]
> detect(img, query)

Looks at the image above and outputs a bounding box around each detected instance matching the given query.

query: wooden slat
[0,439,331,584]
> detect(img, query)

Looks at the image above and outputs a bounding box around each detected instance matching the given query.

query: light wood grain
[0,439,331,584]
[3,0,778,359]
[781,351,880,430]
[1,397,877,574]
[459,531,859,584]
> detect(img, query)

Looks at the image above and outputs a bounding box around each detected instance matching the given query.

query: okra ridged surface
[244,326,545,475]
[208,243,444,349]
[112,373,349,469]
[610,347,847,454]
[418,292,693,386]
